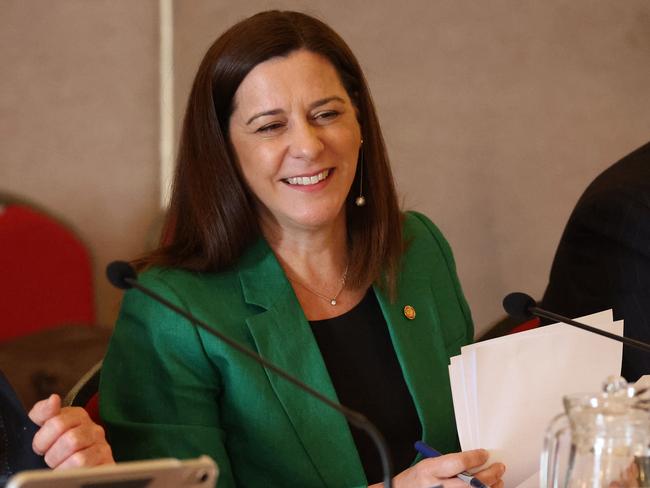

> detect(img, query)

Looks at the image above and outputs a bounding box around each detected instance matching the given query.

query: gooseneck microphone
[106,261,394,488]
[503,292,650,353]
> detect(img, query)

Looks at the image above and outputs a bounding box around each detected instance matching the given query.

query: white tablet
[6,456,218,488]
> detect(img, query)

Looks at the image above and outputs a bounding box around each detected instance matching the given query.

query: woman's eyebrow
[245,96,345,125]
[309,96,345,110]
[246,108,283,125]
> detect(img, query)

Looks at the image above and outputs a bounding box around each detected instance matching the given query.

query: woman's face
[228,49,362,235]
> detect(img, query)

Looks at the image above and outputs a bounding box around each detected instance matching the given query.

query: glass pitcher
[541,377,650,488]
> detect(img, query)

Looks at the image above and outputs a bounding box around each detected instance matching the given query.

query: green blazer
[100,211,473,487]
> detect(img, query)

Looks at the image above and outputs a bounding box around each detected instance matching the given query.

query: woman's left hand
[28,394,115,469]
[369,449,505,488]
[471,460,506,488]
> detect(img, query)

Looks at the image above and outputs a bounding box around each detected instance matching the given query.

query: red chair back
[0,203,95,341]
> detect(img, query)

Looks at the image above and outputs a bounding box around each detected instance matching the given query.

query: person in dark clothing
[1,368,112,485]
[542,141,650,382]
[0,371,47,485]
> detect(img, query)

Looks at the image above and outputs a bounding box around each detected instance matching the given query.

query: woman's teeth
[285,169,330,186]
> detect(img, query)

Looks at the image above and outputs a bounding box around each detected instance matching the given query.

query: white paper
[449,310,623,487]
[449,355,474,447]
[514,471,539,488]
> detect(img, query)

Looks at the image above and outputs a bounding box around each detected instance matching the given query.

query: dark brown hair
[140,10,403,293]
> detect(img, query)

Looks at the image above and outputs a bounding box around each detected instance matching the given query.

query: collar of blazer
[237,232,458,485]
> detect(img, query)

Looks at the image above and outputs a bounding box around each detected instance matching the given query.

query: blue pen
[414,441,488,488]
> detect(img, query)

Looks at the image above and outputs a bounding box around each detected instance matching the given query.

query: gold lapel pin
[403,305,416,320]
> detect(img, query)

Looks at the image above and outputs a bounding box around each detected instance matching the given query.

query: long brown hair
[140,10,403,294]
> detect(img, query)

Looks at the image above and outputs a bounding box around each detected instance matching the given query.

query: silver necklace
[288,265,349,306]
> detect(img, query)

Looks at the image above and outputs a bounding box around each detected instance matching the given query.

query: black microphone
[107,261,394,488]
[503,292,650,353]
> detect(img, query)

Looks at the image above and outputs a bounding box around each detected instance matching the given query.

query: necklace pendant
[330,299,337,306]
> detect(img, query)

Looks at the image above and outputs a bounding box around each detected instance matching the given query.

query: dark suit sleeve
[0,370,48,481]
[542,188,650,381]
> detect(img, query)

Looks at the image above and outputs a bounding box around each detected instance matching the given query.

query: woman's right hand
[369,449,505,488]
[28,394,115,469]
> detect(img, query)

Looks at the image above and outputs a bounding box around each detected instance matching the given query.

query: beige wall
[3,1,650,334]
[175,1,650,333]
[1,0,160,327]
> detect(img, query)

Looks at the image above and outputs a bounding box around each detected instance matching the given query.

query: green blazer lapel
[239,240,365,487]
[375,278,460,454]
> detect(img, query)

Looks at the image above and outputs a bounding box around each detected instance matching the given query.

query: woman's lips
[283,168,331,186]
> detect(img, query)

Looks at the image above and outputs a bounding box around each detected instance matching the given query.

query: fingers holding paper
[369,449,505,488]
[472,460,506,488]
[423,449,505,488]
[28,394,114,469]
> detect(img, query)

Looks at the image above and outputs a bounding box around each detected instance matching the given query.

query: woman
[30,10,504,488]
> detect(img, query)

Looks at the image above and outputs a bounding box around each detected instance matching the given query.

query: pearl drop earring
[355,140,366,207]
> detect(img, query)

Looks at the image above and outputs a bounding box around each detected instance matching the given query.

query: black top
[310,290,422,484]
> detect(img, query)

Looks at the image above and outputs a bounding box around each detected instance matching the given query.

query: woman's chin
[269,208,347,234]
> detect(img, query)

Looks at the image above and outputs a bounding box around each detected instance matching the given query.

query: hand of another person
[369,449,505,488]
[28,393,114,469]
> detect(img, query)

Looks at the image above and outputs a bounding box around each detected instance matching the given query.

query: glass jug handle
[540,412,569,488]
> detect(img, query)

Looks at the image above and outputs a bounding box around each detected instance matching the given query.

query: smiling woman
[28,10,505,488]
[229,50,362,242]
[139,11,404,305]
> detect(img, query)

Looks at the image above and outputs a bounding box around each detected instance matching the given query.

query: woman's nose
[288,123,324,160]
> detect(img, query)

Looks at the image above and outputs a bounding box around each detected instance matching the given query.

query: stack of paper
[449,310,623,487]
